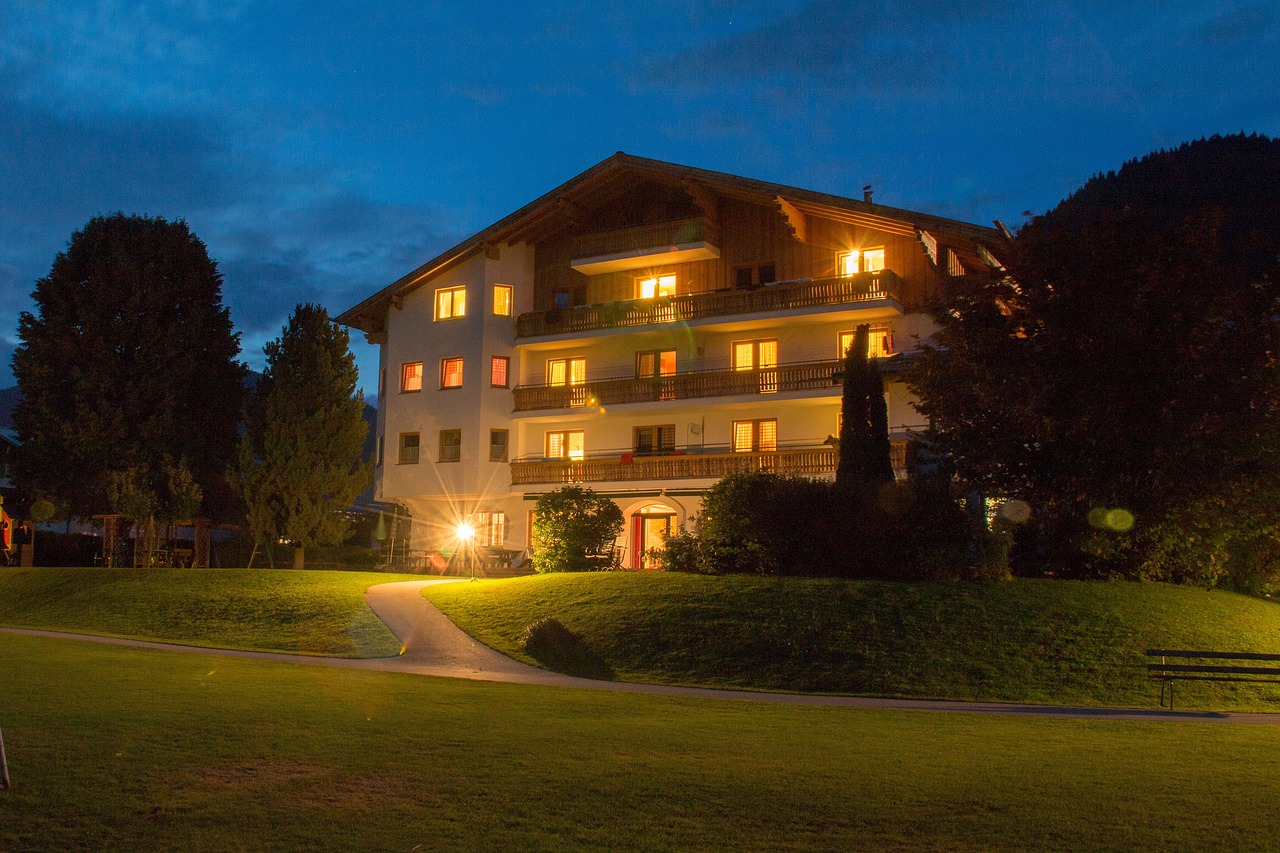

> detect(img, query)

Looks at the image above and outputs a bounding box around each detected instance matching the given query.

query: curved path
[3,579,1278,725]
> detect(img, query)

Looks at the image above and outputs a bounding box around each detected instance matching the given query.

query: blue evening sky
[3,1,1276,397]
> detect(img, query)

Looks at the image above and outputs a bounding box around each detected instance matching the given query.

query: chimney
[863,185,873,203]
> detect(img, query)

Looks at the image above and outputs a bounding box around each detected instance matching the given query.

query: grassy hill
[0,567,417,657]
[422,573,1280,710]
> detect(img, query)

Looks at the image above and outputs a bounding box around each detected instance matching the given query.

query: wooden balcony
[510,443,909,486]
[513,359,845,411]
[569,217,719,263]
[515,270,903,338]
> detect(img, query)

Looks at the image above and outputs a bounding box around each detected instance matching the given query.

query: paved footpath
[4,579,1279,725]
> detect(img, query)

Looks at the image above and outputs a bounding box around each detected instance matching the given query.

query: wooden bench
[1146,649,1280,709]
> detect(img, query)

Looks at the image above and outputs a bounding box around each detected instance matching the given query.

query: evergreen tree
[237,304,371,569]
[12,213,245,520]
[836,324,895,494]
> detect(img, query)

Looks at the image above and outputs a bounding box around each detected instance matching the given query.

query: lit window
[547,357,585,386]
[401,362,423,393]
[732,419,777,453]
[732,339,778,393]
[634,425,675,455]
[638,274,676,299]
[493,284,513,316]
[838,248,886,276]
[441,357,464,388]
[398,433,420,464]
[839,326,893,359]
[435,286,466,320]
[439,429,461,463]
[546,430,585,460]
[489,429,509,462]
[490,356,510,388]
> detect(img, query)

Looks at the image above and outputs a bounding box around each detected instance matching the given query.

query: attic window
[948,249,966,277]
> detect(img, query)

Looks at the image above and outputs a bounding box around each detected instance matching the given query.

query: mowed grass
[0,567,420,657]
[423,573,1280,710]
[2,633,1279,852]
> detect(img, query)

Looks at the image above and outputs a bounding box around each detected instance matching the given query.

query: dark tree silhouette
[836,324,895,495]
[909,133,1280,580]
[13,213,245,521]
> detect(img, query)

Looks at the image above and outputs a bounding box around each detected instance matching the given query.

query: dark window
[439,429,461,463]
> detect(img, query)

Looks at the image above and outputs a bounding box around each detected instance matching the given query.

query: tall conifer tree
[836,324,895,494]
[237,304,370,569]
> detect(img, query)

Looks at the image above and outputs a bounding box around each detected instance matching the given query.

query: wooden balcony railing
[513,359,844,411]
[515,270,903,338]
[569,217,718,261]
[510,442,909,486]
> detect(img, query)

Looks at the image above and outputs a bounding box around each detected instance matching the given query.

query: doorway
[632,505,677,569]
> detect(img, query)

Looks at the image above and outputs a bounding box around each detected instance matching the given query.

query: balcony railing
[515,270,903,338]
[510,442,908,486]
[569,217,718,261]
[514,359,844,411]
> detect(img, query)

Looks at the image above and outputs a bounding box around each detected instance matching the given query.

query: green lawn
[0,567,420,657]
[2,632,1279,852]
[423,573,1280,710]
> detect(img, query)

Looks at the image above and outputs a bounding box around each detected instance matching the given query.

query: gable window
[439,429,461,463]
[489,429,509,462]
[398,432,420,465]
[401,361,423,393]
[637,274,676,299]
[838,248,886,276]
[546,430,585,460]
[733,339,778,393]
[490,356,510,388]
[441,357,464,388]
[435,286,466,320]
[732,419,777,453]
[493,284,513,316]
[634,424,675,456]
[838,326,893,359]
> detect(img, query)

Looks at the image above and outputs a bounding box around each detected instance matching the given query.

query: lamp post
[455,522,476,580]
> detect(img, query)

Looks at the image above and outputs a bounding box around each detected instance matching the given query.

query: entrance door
[633,512,675,569]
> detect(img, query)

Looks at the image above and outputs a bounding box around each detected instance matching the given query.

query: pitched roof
[337,152,1004,332]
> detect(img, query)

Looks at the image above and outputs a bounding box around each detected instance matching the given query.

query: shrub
[531,486,624,573]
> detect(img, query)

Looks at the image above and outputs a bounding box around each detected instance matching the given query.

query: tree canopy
[12,213,245,521]
[237,304,371,569]
[836,323,895,494]
[909,133,1280,581]
[531,486,623,572]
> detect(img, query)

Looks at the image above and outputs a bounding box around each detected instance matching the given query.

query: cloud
[635,0,1001,96]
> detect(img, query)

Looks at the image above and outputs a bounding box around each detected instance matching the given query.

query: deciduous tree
[909,134,1280,580]
[12,213,245,521]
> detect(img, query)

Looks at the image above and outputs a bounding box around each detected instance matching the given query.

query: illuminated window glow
[547,357,586,386]
[493,284,513,316]
[441,357,464,388]
[638,274,676,299]
[839,325,894,359]
[732,419,777,453]
[401,361,423,392]
[546,430,585,460]
[490,356,509,388]
[435,286,466,320]
[839,248,886,276]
